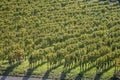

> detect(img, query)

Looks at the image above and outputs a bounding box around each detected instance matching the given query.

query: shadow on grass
[94,65,114,80]
[75,65,95,80]
[42,63,63,80]
[22,62,46,80]
[0,63,21,80]
[60,64,80,80]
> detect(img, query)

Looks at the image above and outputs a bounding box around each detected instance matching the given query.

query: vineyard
[0,0,120,80]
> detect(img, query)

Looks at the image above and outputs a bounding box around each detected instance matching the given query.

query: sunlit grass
[101,67,115,80]
[0,61,116,79]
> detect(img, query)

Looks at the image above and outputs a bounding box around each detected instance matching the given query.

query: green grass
[101,67,115,80]
[0,61,119,79]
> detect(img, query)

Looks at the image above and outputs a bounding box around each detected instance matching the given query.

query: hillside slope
[0,0,120,80]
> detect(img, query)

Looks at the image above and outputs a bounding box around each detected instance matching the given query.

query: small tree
[8,52,15,65]
[0,51,3,60]
[15,49,24,64]
[29,54,33,68]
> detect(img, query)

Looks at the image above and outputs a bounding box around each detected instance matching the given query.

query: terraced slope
[0,0,120,80]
